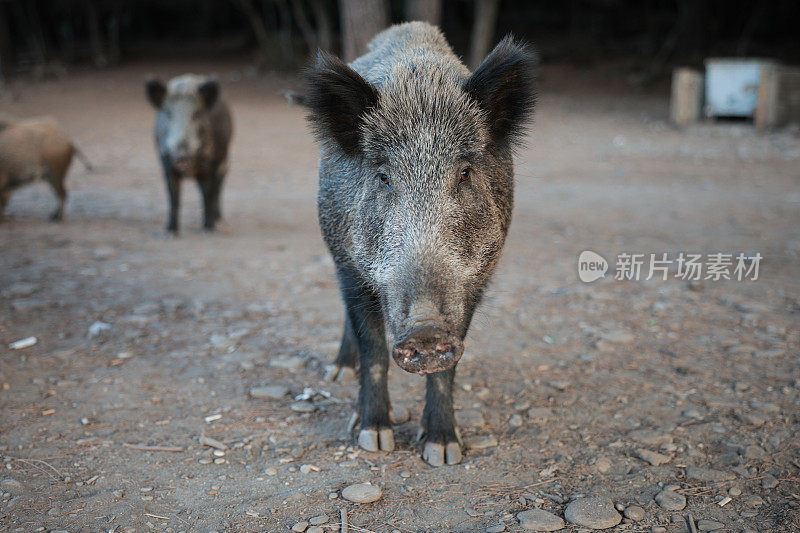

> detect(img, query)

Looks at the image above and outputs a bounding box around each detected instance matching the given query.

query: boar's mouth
[391,326,464,375]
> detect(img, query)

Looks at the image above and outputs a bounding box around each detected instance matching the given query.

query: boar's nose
[392,326,464,375]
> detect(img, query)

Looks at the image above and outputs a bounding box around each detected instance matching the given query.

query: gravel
[685,467,735,482]
[623,505,645,521]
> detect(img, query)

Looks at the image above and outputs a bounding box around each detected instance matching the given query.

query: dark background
[2,0,799,86]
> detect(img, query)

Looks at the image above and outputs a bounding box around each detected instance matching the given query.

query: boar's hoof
[423,441,462,466]
[358,428,395,452]
[325,364,356,382]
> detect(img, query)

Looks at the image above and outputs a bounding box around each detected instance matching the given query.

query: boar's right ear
[303,51,379,155]
[146,78,167,109]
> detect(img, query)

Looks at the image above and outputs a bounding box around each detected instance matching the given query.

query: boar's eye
[376,172,392,190]
[460,167,473,182]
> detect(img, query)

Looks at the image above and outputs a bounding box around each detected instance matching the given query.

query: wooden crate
[670,68,704,127]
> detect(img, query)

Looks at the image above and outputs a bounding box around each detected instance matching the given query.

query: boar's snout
[392,326,463,375]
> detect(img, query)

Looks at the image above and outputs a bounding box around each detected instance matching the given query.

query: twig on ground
[123,443,184,452]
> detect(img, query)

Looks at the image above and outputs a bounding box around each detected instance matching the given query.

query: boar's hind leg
[47,175,67,222]
[338,265,394,452]
[420,369,463,466]
[325,315,358,382]
[198,177,217,231]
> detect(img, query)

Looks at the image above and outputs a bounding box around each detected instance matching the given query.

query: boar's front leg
[162,157,180,234]
[337,264,394,452]
[421,368,463,466]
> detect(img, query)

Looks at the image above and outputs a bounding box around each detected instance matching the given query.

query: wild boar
[145,74,232,233]
[0,116,91,221]
[304,22,537,466]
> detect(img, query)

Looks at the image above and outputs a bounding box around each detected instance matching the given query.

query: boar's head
[146,74,220,174]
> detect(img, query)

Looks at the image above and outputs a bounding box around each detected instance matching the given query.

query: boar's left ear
[198,78,220,110]
[303,51,379,156]
[464,36,538,148]
[145,78,167,109]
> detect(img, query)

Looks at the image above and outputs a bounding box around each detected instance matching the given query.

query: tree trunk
[291,0,318,56]
[85,0,107,67]
[233,0,272,60]
[272,0,294,65]
[468,0,499,69]
[311,0,333,52]
[339,0,389,62]
[405,0,442,26]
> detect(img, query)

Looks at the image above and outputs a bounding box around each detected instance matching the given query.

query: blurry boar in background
[304,22,536,466]
[145,74,233,234]
[0,116,92,221]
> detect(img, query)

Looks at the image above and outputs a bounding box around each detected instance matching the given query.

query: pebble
[564,497,621,529]
[636,448,670,466]
[655,490,686,511]
[309,514,328,525]
[517,508,565,531]
[761,474,778,489]
[307,528,324,533]
[728,486,742,496]
[623,505,645,521]
[527,407,553,421]
[651,527,666,533]
[291,521,308,532]
[696,520,724,531]
[685,467,735,482]
[198,458,212,465]
[269,355,305,369]
[264,468,277,476]
[0,479,25,495]
[509,414,523,427]
[400,470,412,478]
[455,409,485,427]
[290,401,316,413]
[629,429,672,447]
[485,524,506,533]
[300,464,319,474]
[601,330,635,343]
[743,445,766,459]
[737,412,766,426]
[249,385,289,399]
[87,321,112,338]
[465,435,498,449]
[594,457,612,474]
[342,482,382,503]
[744,495,764,507]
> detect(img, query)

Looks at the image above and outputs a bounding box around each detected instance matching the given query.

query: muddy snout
[392,326,464,375]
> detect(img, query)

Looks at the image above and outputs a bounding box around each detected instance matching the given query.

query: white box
[704,58,778,118]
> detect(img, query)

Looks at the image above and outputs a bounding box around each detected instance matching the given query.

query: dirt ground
[1,59,799,533]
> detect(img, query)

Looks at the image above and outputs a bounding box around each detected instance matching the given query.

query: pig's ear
[145,78,166,109]
[198,78,220,109]
[464,36,538,148]
[304,51,379,155]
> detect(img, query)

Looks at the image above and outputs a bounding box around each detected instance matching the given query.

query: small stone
[509,414,523,427]
[213,449,225,457]
[269,355,305,369]
[737,412,766,426]
[400,470,412,478]
[761,474,778,489]
[213,458,225,464]
[249,385,289,399]
[0,479,26,495]
[685,467,735,482]
[290,401,316,413]
[88,321,112,338]
[728,487,742,496]
[696,520,724,531]
[300,464,319,474]
[264,468,277,476]
[629,429,672,447]
[291,521,308,532]
[744,495,764,507]
[743,445,767,460]
[564,497,622,529]
[307,528,324,533]
[527,407,553,421]
[328,492,338,499]
[636,448,670,466]
[517,508,565,531]
[455,408,485,427]
[465,435,498,449]
[601,330,635,343]
[651,528,666,533]
[485,524,506,533]
[342,482,382,503]
[309,515,328,525]
[624,505,645,521]
[655,490,686,511]
[594,457,612,474]
[198,458,212,464]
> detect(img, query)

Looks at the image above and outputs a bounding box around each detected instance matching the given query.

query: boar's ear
[145,78,167,109]
[464,36,537,148]
[303,51,379,155]
[198,78,220,110]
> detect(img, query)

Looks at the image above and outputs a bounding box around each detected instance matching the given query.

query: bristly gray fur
[305,21,537,464]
